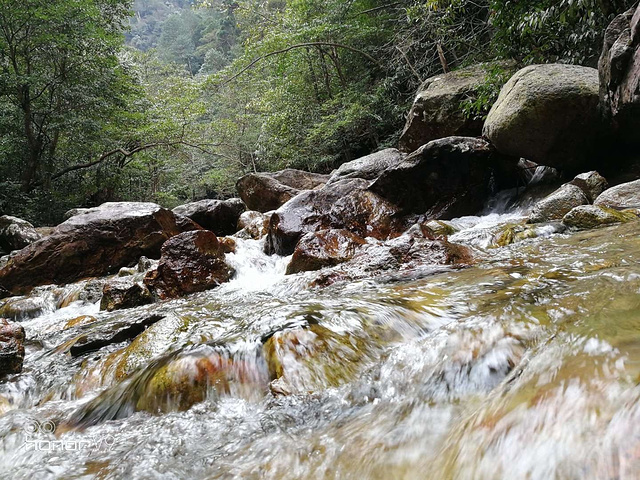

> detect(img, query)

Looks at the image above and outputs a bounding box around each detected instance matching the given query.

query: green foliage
[460,64,513,121]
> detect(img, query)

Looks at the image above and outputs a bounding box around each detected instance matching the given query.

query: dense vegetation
[0,0,635,224]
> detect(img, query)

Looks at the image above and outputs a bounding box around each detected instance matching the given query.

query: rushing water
[1,200,640,479]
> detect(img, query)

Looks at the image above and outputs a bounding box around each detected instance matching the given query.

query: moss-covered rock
[562,205,638,229]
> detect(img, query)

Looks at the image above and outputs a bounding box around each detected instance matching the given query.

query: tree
[0,0,135,192]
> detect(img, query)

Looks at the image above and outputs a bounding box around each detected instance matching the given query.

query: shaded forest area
[0,0,635,224]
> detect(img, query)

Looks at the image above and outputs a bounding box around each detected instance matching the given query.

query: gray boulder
[528,184,589,223]
[594,179,640,209]
[172,198,245,236]
[569,171,608,203]
[0,216,41,253]
[327,149,405,184]
[399,63,514,153]
[483,64,601,172]
[563,204,638,229]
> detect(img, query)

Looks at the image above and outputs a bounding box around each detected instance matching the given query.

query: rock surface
[236,169,329,213]
[0,202,195,295]
[327,149,405,184]
[0,319,25,376]
[0,215,41,253]
[562,205,638,229]
[569,171,609,202]
[172,198,245,236]
[144,230,234,299]
[399,64,512,153]
[369,137,503,219]
[483,64,601,172]
[599,4,640,145]
[528,184,590,223]
[286,229,366,275]
[100,278,154,312]
[594,179,640,209]
[237,211,271,239]
[265,178,403,256]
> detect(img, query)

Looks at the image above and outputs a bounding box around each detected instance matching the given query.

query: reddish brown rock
[0,319,25,376]
[144,231,234,299]
[218,236,237,254]
[236,169,329,213]
[286,229,366,275]
[0,203,197,295]
[266,178,403,256]
[172,198,245,236]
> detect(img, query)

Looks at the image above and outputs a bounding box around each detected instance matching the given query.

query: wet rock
[100,278,153,312]
[265,178,403,256]
[327,149,405,183]
[218,236,237,254]
[63,315,98,330]
[0,319,25,375]
[491,222,566,247]
[569,171,609,202]
[0,215,41,252]
[421,220,457,237]
[117,256,156,278]
[66,314,164,357]
[286,229,366,275]
[144,231,234,300]
[528,184,589,224]
[563,205,639,229]
[172,198,245,236]
[594,179,640,209]
[57,279,105,309]
[599,4,640,145]
[0,202,195,295]
[236,169,329,213]
[483,64,601,172]
[0,296,51,321]
[312,227,472,286]
[236,210,271,239]
[369,137,505,219]
[399,63,514,153]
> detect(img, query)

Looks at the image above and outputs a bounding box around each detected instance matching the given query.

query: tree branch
[218,42,383,86]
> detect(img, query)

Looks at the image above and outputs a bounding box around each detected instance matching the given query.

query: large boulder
[369,137,507,219]
[286,229,366,275]
[399,63,514,153]
[327,149,405,184]
[483,64,601,172]
[0,202,196,295]
[144,230,234,299]
[236,169,329,213]
[265,178,404,256]
[594,179,640,209]
[0,319,25,376]
[562,204,638,230]
[599,4,640,145]
[0,215,41,253]
[172,198,245,236]
[528,184,590,224]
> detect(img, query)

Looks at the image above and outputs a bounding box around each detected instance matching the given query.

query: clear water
[1,198,640,479]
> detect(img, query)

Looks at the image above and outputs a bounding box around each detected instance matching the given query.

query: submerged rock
[421,220,458,237]
[236,169,328,213]
[0,202,196,295]
[0,215,41,253]
[172,198,245,236]
[528,184,590,223]
[144,230,234,299]
[483,64,601,172]
[399,63,514,153]
[594,179,640,209]
[286,229,366,275]
[100,278,153,312]
[369,137,506,219]
[0,319,25,376]
[599,4,640,145]
[327,149,405,183]
[563,205,638,229]
[265,178,403,256]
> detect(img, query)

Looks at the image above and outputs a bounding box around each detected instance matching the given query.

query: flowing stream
[1,196,640,479]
